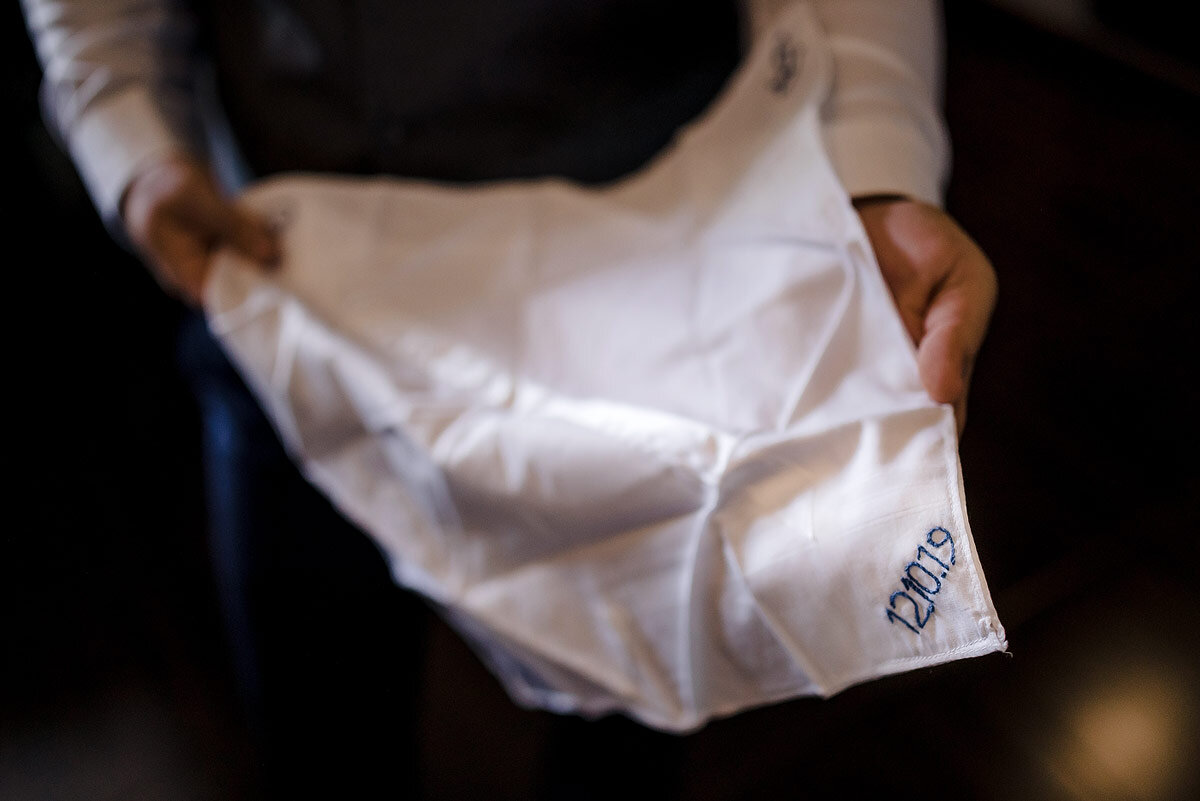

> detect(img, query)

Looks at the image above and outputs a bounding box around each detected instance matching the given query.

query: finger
[954,376,970,437]
[151,221,212,305]
[177,182,280,266]
[917,255,994,410]
[917,312,968,407]
[892,285,931,347]
[173,249,210,305]
[226,205,281,265]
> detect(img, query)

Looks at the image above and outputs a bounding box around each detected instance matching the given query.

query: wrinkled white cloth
[205,4,1005,732]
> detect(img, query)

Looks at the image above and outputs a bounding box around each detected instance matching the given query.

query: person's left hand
[855,197,998,435]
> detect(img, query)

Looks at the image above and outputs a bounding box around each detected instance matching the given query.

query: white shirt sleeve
[20,0,201,221]
[744,0,951,207]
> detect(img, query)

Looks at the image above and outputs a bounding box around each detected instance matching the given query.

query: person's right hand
[121,155,280,305]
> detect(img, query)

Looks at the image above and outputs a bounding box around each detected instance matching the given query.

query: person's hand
[855,197,997,435]
[121,154,280,305]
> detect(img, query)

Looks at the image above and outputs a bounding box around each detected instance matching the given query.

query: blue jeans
[178,313,428,798]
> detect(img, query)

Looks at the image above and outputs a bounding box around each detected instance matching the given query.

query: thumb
[917,288,972,407]
[917,262,995,434]
[224,204,281,265]
[180,181,280,265]
[918,318,972,434]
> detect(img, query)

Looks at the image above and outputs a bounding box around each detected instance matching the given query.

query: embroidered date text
[885,527,956,635]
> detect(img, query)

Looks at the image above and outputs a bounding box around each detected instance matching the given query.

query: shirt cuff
[823,117,947,208]
[66,85,189,222]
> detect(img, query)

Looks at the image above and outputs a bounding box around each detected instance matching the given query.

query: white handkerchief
[205,4,1005,732]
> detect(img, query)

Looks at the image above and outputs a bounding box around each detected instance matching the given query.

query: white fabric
[204,5,1005,732]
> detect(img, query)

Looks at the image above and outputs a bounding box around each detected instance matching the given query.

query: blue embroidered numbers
[885,527,956,635]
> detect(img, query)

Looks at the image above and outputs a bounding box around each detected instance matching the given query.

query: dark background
[4,1,1198,798]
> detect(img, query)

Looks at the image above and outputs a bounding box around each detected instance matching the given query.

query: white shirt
[21,0,951,221]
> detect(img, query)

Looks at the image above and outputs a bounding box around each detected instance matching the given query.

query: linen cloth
[204,4,1006,732]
